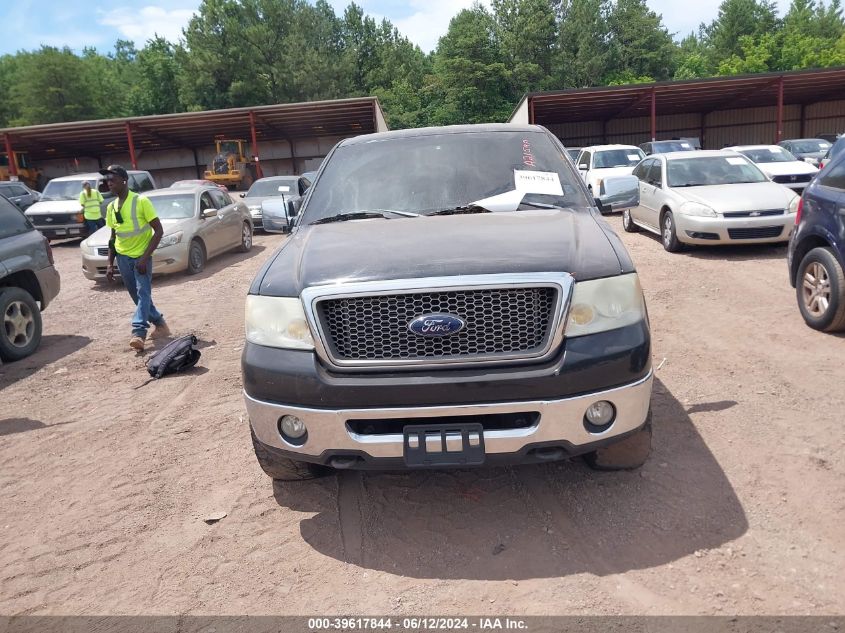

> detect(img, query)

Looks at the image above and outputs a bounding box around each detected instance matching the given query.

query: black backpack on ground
[145,334,201,379]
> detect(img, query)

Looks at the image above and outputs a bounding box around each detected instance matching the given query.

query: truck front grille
[317,286,558,365]
[32,213,78,226]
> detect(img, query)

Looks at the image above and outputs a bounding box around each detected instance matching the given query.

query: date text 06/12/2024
[307,617,529,631]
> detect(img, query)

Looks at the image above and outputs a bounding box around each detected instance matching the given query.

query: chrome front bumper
[80,243,189,279]
[676,212,795,245]
[246,371,653,460]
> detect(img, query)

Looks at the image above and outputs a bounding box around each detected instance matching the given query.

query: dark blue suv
[788,149,845,332]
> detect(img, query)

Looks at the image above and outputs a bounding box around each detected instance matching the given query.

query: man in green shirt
[79,181,104,236]
[102,165,171,351]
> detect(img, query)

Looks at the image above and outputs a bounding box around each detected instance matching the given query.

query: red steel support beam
[650,88,657,141]
[775,76,785,143]
[3,133,18,178]
[249,110,264,179]
[125,122,138,169]
[528,97,535,125]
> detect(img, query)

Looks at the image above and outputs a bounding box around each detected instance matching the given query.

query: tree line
[0,0,843,131]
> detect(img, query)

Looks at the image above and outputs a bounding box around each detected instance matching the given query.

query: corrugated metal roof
[519,67,845,125]
[1,97,385,161]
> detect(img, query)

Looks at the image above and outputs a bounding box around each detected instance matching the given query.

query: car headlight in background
[680,201,717,217]
[156,231,183,249]
[248,205,262,214]
[245,296,314,350]
[788,194,800,214]
[565,273,646,338]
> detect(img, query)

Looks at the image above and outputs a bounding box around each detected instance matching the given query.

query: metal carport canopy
[516,66,845,141]
[1,97,385,163]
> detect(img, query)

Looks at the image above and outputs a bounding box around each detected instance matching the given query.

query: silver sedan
[622,150,800,252]
[80,185,253,279]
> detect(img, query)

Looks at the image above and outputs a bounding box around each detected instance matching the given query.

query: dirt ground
[1,217,843,617]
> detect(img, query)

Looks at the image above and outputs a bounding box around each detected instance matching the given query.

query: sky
[0,0,787,57]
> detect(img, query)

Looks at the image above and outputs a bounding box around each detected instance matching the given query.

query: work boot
[129,335,145,351]
[151,321,172,339]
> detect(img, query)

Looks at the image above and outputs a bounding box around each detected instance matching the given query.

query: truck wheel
[583,413,652,471]
[0,287,43,362]
[250,427,331,481]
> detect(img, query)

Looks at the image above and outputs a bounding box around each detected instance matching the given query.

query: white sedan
[726,144,818,193]
[575,145,645,195]
[623,150,800,252]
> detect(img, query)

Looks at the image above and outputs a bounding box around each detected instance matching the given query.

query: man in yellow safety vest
[79,181,104,235]
[102,165,171,351]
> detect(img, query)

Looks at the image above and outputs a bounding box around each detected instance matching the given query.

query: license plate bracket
[403,423,485,467]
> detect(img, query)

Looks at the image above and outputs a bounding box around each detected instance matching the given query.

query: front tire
[0,287,43,362]
[622,208,639,233]
[661,210,683,252]
[251,427,331,481]
[584,414,652,471]
[796,247,845,332]
[187,239,206,275]
[238,221,253,253]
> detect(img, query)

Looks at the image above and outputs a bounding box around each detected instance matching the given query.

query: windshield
[667,156,768,187]
[737,147,798,163]
[792,140,830,153]
[148,194,196,219]
[593,149,644,168]
[828,137,845,159]
[41,179,92,201]
[652,141,695,153]
[302,131,587,222]
[246,178,298,197]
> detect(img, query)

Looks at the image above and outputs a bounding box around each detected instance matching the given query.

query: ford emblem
[408,313,466,337]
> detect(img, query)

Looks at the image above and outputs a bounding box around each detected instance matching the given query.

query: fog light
[279,415,307,444]
[584,400,616,430]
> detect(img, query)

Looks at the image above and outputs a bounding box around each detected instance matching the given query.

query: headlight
[788,194,800,214]
[248,205,261,213]
[245,296,314,350]
[156,231,183,249]
[680,201,717,217]
[565,274,646,338]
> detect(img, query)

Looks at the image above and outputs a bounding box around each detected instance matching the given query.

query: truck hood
[673,182,796,212]
[255,209,625,297]
[25,200,81,215]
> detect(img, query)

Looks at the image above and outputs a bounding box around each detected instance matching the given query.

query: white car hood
[84,217,191,247]
[25,200,81,215]
[675,182,796,213]
[757,161,818,177]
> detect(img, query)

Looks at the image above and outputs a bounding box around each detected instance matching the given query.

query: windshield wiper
[672,182,709,187]
[518,200,560,209]
[311,210,419,225]
[428,204,492,216]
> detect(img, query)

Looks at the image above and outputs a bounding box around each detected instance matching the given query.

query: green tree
[605,0,677,82]
[10,46,97,125]
[716,33,777,74]
[552,0,611,88]
[492,0,557,93]
[127,37,184,116]
[427,5,513,125]
[705,0,779,61]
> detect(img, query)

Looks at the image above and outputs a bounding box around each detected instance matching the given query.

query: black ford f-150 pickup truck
[242,124,652,481]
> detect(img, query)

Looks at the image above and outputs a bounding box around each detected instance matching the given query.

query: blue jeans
[115,253,164,338]
[84,218,104,235]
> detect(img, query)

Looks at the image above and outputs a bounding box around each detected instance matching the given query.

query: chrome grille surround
[301,273,574,371]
